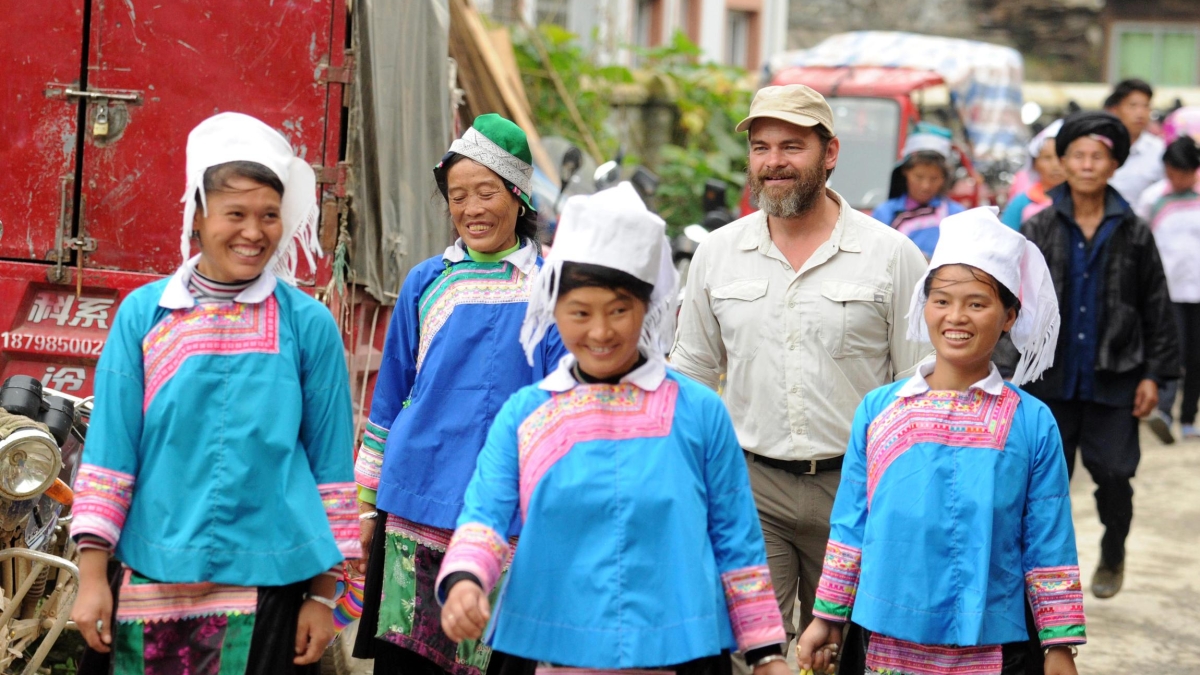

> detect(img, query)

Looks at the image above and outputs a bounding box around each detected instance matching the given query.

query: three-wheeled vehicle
[742,31,1029,215]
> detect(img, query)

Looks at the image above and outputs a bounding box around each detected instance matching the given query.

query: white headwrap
[906,207,1060,385]
[1028,118,1063,160]
[901,129,952,160]
[180,112,321,284]
[520,182,678,367]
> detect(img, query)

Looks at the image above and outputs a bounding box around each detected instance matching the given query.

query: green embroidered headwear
[436,113,535,209]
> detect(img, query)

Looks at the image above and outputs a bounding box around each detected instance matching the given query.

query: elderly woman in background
[1001,119,1066,229]
[352,113,566,675]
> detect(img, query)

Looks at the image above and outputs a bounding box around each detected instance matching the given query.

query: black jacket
[1018,185,1179,406]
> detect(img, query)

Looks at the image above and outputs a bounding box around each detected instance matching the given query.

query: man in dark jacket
[1021,111,1180,599]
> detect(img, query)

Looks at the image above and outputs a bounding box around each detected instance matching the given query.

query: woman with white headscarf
[70,112,357,674]
[798,207,1085,675]
[434,183,789,675]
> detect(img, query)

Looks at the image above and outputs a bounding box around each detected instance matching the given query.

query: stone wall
[787,0,1107,82]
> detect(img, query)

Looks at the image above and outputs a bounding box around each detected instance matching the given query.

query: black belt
[749,453,843,475]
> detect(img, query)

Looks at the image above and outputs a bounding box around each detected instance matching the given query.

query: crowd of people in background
[65,72,1196,675]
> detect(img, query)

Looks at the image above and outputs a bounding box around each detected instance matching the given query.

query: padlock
[93,105,109,137]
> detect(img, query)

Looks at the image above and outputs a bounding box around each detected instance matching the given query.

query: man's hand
[441,580,490,643]
[72,549,114,653]
[1044,646,1079,675]
[797,616,843,674]
[1133,378,1159,418]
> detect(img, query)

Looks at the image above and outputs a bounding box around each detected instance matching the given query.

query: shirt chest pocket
[711,278,769,359]
[817,281,890,359]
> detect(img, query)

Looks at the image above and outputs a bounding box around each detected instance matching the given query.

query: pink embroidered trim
[865,634,1003,675]
[71,463,135,548]
[720,564,786,652]
[436,522,511,596]
[354,420,388,491]
[1026,566,1086,630]
[115,569,258,623]
[813,540,862,617]
[865,388,1018,506]
[319,482,361,559]
[517,381,678,519]
[142,298,280,411]
[385,513,454,552]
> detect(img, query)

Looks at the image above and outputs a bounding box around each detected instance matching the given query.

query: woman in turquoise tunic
[70,112,357,674]
[798,207,1085,675]
[436,183,789,675]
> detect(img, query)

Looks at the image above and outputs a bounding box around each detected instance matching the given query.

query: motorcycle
[0,375,87,675]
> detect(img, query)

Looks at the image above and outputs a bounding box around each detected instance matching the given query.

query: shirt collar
[442,238,538,275]
[159,255,278,309]
[538,353,668,392]
[737,188,859,254]
[895,357,1006,397]
[1050,184,1131,222]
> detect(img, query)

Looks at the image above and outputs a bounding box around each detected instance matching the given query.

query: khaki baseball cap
[735,84,835,136]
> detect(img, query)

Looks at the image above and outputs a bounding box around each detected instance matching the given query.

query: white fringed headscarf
[905,207,1060,386]
[180,112,321,285]
[520,182,678,367]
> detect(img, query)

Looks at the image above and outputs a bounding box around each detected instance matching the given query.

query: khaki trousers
[734,453,840,670]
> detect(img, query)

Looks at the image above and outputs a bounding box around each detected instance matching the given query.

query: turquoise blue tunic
[72,264,357,587]
[436,360,786,667]
[811,364,1086,652]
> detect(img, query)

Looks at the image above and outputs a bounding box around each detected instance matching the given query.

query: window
[679,0,701,44]
[726,10,750,68]
[1111,22,1200,86]
[535,0,571,27]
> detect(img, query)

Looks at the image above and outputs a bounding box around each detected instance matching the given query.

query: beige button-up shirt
[670,190,932,461]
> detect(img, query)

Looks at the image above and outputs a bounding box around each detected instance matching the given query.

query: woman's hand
[1043,646,1079,675]
[72,549,114,653]
[441,580,490,642]
[797,617,843,674]
[356,501,376,574]
[293,598,335,665]
[753,657,791,675]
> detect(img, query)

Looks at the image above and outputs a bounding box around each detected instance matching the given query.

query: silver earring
[519,205,527,217]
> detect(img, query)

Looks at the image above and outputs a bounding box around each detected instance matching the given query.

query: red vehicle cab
[740,65,992,215]
[1,2,353,399]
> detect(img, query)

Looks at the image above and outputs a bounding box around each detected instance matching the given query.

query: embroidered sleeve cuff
[1026,565,1086,644]
[74,534,114,553]
[70,463,135,550]
[814,540,862,618]
[721,564,787,652]
[1039,625,1087,647]
[319,482,361,559]
[435,523,510,605]
[812,598,853,622]
[353,420,388,492]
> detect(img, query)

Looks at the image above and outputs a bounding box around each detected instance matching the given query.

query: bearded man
[671,85,930,657]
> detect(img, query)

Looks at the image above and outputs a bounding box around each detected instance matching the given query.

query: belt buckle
[804,460,818,475]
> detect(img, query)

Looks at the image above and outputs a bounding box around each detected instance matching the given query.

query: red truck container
[1,1,356,399]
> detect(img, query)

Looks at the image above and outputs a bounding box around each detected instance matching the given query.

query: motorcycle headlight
[0,428,61,500]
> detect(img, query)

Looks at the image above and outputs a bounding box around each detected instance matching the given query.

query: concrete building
[481,0,789,72]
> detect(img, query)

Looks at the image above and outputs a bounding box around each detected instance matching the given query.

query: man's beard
[749,155,827,218]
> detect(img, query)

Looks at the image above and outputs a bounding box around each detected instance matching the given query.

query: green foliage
[511,24,630,160]
[513,26,752,233]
